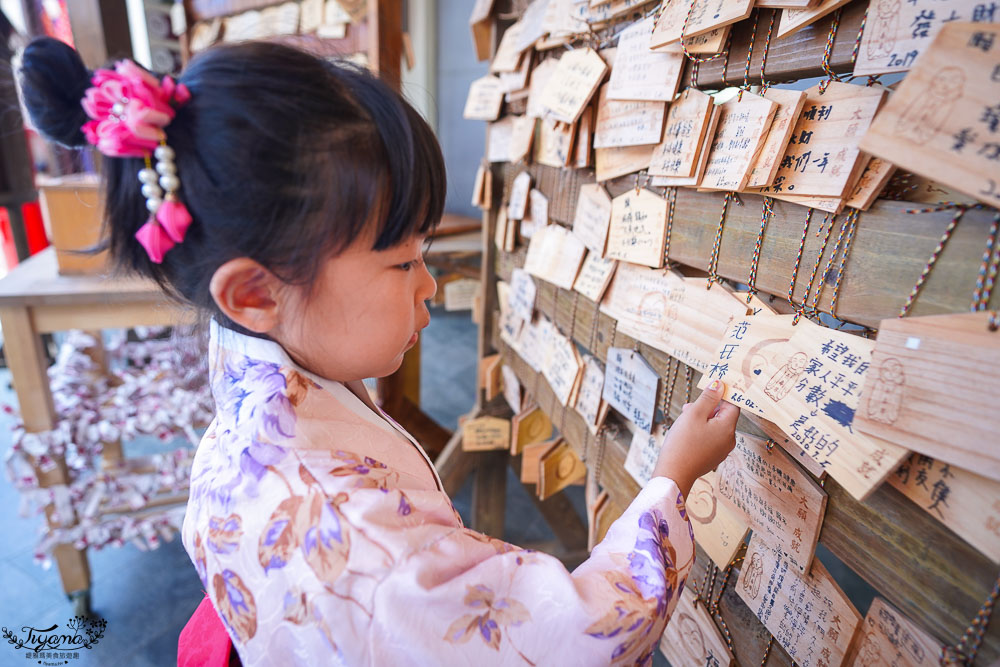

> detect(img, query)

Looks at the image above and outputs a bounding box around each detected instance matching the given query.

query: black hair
[18,37,446,329]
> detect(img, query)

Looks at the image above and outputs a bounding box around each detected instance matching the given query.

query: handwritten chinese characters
[542,325,584,406]
[603,347,659,432]
[607,16,685,101]
[523,223,588,289]
[462,416,511,451]
[574,355,609,433]
[593,86,667,149]
[651,0,755,47]
[850,598,943,667]
[659,588,735,667]
[463,75,505,121]
[572,183,614,254]
[624,423,668,486]
[573,251,618,302]
[650,88,716,178]
[701,93,779,191]
[605,188,669,267]
[746,88,808,188]
[687,470,752,567]
[539,48,608,124]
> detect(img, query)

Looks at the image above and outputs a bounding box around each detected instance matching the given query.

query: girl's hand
[652,380,740,498]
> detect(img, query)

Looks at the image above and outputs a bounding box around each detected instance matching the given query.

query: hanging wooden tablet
[845,156,896,210]
[572,183,614,254]
[601,265,751,373]
[501,51,533,98]
[526,57,560,118]
[605,188,670,268]
[888,454,1000,564]
[509,268,538,322]
[445,278,481,312]
[771,192,846,214]
[502,364,523,414]
[652,25,730,55]
[479,352,503,400]
[573,252,618,302]
[593,85,667,149]
[587,0,653,24]
[766,82,886,198]
[539,48,608,124]
[509,115,537,164]
[574,104,594,167]
[748,413,829,478]
[650,0,755,45]
[487,117,514,163]
[539,0,588,49]
[738,535,862,667]
[543,327,584,406]
[575,355,610,433]
[535,118,577,167]
[650,88,715,178]
[515,0,552,52]
[882,173,978,206]
[508,171,532,220]
[659,588,736,667]
[491,21,528,73]
[494,207,509,251]
[716,432,827,574]
[462,416,511,451]
[603,347,660,432]
[756,0,818,10]
[469,0,496,61]
[850,598,944,667]
[521,439,560,484]
[588,490,610,551]
[701,93,779,191]
[471,164,486,208]
[855,312,1000,481]
[746,88,808,188]
[511,404,555,455]
[606,16,686,102]
[687,470,752,567]
[538,439,587,500]
[624,423,668,486]
[777,0,854,38]
[504,209,519,252]
[523,224,588,289]
[520,316,555,373]
[595,143,655,181]
[854,0,988,77]
[650,105,722,187]
[860,23,1000,207]
[464,75,506,121]
[528,188,549,229]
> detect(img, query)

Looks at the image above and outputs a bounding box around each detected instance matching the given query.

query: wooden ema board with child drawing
[455,2,1000,665]
[659,588,736,667]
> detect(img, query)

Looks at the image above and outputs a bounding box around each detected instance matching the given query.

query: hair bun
[19,37,93,148]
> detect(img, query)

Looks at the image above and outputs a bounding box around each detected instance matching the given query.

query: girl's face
[275,231,437,383]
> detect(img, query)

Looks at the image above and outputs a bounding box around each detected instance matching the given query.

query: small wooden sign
[501,363,522,414]
[854,0,986,76]
[574,103,594,168]
[508,171,532,220]
[490,21,528,73]
[471,164,486,208]
[749,413,830,478]
[510,115,537,164]
[523,223,588,289]
[594,143,655,182]
[539,48,608,124]
[469,0,495,61]
[649,88,715,178]
[738,535,862,667]
[651,0,754,45]
[624,423,668,486]
[771,192,846,214]
[716,432,827,574]
[650,105,722,187]
[845,156,896,210]
[574,355,609,433]
[521,439,560,485]
[538,439,587,500]
[687,470,752,568]
[509,268,537,323]
[603,347,659,432]
[601,265,750,373]
[463,75,505,121]
[659,588,736,667]
[855,312,1000,481]
[888,453,1000,564]
[529,188,549,228]
[511,404,554,455]
[478,353,503,400]
[516,316,551,373]
[860,22,1000,208]
[572,183,614,255]
[487,117,514,163]
[701,92,779,191]
[606,16,685,102]
[514,0,550,52]
[573,251,617,302]
[605,188,669,268]
[652,25,730,54]
[526,57,560,118]
[542,327,584,406]
[593,86,667,149]
[535,118,577,168]
[462,416,511,451]
[777,0,854,38]
[850,598,944,667]
[500,50,532,96]
[746,88,808,188]
[444,278,481,312]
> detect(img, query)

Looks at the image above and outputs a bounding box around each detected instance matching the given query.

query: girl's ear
[209,258,284,333]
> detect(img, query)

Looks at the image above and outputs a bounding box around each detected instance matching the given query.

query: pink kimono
[181,323,695,666]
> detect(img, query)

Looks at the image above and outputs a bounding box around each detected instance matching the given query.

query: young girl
[20,38,739,666]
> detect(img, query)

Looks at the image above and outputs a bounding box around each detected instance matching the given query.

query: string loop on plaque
[707,192,736,289]
[758,9,777,93]
[972,210,1000,319]
[940,571,1000,665]
[828,208,860,320]
[664,187,678,266]
[739,9,760,101]
[787,208,814,322]
[818,9,844,94]
[746,197,774,303]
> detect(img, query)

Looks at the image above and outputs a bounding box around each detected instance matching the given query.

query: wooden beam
[368,0,402,90]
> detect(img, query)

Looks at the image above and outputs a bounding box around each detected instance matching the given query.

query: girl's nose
[420,261,437,302]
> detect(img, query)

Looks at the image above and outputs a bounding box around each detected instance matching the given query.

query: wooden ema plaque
[487,117,514,163]
[572,251,617,302]
[859,23,1000,208]
[606,16,685,102]
[478,352,503,400]
[462,416,511,452]
[777,0,854,38]
[593,85,667,149]
[624,423,668,486]
[535,118,576,168]
[539,48,608,124]
[850,598,944,667]
[538,439,587,500]
[601,265,750,373]
[854,312,1000,482]
[572,183,613,254]
[514,0,550,52]
[687,470,751,568]
[748,412,830,478]
[526,58,560,118]
[508,171,532,220]
[523,223,587,289]
[510,404,554,455]
[510,115,537,164]
[701,93,779,192]
[771,192,846,214]
[764,82,886,198]
[888,453,1000,564]
[509,267,537,322]
[542,325,584,406]
[528,188,549,229]
[574,103,594,168]
[501,363,522,414]
[605,188,669,268]
[490,21,528,73]
[463,75,505,121]
[659,587,736,667]
[469,0,494,61]
[594,143,655,182]
[652,25,730,55]
[650,0,754,46]
[746,88,808,189]
[845,157,896,211]
[651,106,723,187]
[716,432,827,574]
[737,535,862,667]
[574,354,610,433]
[854,0,988,76]
[500,51,532,97]
[649,88,715,178]
[521,439,559,485]
[603,347,659,432]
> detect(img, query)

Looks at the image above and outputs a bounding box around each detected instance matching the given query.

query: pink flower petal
[135,219,175,263]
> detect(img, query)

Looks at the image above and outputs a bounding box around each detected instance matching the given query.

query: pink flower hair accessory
[80,60,193,264]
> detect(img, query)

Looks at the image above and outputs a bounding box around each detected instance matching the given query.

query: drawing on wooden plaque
[716,457,740,499]
[867,0,900,60]
[765,352,808,400]
[743,550,764,599]
[686,477,717,524]
[893,67,964,144]
[676,613,709,664]
[857,632,883,666]
[866,357,905,424]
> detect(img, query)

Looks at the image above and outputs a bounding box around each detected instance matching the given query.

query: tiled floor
[0,306,587,666]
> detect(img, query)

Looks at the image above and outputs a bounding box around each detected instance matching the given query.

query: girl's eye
[398,262,413,271]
